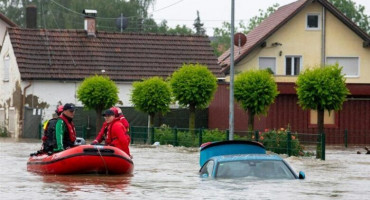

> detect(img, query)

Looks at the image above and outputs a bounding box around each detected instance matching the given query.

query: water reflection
[41,174,132,193]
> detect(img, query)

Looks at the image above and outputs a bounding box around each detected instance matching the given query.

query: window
[309,110,338,128]
[285,56,301,75]
[200,160,214,177]
[259,57,276,74]
[326,57,359,77]
[306,14,320,30]
[3,55,10,81]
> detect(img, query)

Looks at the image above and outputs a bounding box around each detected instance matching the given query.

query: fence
[129,126,332,160]
[129,126,370,160]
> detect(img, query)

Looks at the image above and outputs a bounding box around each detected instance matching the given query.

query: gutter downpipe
[20,81,32,138]
[321,6,326,66]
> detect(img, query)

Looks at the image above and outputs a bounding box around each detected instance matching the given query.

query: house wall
[234,1,370,83]
[208,83,370,144]
[0,34,22,137]
[325,9,370,83]
[24,80,134,122]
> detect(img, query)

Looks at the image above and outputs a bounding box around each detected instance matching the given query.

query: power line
[49,0,247,23]
[149,0,184,13]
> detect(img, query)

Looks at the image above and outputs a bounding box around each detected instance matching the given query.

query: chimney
[83,9,97,37]
[26,5,37,29]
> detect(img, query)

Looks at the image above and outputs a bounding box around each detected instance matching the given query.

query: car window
[200,160,214,177]
[216,160,296,179]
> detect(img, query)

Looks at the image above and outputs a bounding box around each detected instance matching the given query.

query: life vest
[41,118,58,153]
[105,118,121,144]
[59,114,76,149]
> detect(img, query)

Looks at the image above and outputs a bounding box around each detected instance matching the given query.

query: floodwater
[1,138,370,200]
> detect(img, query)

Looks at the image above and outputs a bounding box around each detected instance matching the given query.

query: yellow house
[219,0,369,82]
[210,0,370,143]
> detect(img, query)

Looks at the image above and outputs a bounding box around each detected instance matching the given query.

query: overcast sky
[150,0,370,35]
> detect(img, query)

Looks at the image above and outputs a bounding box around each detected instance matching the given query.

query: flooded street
[1,138,370,200]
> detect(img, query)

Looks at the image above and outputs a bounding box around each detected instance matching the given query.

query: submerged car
[199,141,305,180]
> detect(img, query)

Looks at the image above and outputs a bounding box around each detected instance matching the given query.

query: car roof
[211,154,283,163]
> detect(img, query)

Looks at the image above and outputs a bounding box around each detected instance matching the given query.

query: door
[23,107,42,138]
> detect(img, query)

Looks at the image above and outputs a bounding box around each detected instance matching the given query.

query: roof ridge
[8,27,209,38]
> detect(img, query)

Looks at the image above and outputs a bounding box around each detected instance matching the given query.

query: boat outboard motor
[75,137,86,145]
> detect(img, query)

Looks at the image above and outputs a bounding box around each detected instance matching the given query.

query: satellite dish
[234,33,247,46]
[116,15,128,30]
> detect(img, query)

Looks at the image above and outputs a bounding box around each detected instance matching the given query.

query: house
[209,0,370,144]
[0,12,17,135]
[0,9,223,138]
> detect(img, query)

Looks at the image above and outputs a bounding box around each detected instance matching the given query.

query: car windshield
[216,160,296,179]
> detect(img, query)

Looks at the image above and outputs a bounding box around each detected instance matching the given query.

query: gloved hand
[90,140,98,145]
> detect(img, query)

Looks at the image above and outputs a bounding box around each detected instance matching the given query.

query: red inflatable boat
[27,145,133,175]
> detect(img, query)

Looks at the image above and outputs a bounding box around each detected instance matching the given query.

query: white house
[0,12,223,138]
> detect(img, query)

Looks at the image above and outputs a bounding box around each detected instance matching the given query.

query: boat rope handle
[97,148,109,175]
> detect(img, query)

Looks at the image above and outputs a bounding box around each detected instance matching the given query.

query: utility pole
[229,0,235,140]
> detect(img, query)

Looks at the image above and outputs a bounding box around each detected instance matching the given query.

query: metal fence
[129,126,330,160]
[128,126,370,160]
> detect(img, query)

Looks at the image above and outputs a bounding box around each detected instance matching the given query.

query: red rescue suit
[93,118,130,156]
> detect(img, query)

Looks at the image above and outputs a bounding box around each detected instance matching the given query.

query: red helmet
[116,107,122,115]
[55,105,64,115]
[109,107,119,117]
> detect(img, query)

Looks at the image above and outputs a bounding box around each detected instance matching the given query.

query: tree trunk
[316,109,324,159]
[147,113,155,144]
[189,104,196,135]
[95,108,103,135]
[247,110,254,132]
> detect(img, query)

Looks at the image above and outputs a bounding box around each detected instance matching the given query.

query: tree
[246,4,279,31]
[296,64,350,158]
[142,19,193,35]
[131,77,171,144]
[211,4,279,56]
[77,75,119,134]
[329,0,370,34]
[193,10,206,35]
[166,24,193,35]
[234,70,279,132]
[170,64,218,131]
[0,0,155,32]
[211,21,245,57]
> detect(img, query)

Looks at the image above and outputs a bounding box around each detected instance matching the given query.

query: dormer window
[306,13,320,30]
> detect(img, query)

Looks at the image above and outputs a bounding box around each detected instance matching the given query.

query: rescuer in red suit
[91,108,131,157]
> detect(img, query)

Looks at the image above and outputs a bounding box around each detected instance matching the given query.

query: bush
[154,125,175,145]
[153,126,304,156]
[177,131,197,147]
[201,129,227,143]
[154,126,229,147]
[260,128,304,156]
[0,126,8,137]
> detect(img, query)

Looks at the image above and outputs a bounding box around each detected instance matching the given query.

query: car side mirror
[298,171,305,179]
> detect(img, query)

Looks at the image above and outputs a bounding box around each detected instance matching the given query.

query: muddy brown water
[1,138,369,199]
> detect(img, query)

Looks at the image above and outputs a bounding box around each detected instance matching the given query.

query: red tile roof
[218,0,370,73]
[8,28,223,81]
